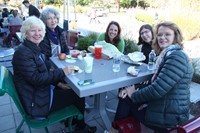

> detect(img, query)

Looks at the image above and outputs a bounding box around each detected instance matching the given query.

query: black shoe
[74,124,97,133]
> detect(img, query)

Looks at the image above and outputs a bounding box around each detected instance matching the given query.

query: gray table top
[51,56,154,97]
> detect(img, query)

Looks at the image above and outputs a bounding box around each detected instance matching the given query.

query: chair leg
[68,116,73,132]
[45,127,49,133]
[16,120,25,133]
[28,126,32,133]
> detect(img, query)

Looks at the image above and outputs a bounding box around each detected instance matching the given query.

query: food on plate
[127,66,139,76]
[71,50,80,58]
[58,53,66,60]
[80,50,87,57]
[128,52,146,62]
[74,66,80,72]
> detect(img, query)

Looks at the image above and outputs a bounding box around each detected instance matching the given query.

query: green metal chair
[0,66,83,133]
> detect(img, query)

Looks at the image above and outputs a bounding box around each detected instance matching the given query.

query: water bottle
[148,50,156,70]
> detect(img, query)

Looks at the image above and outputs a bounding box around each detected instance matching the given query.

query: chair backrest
[9,25,22,35]
[0,65,83,132]
[66,30,80,49]
[0,66,27,118]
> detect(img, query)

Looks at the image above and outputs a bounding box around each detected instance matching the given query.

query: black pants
[114,97,168,133]
[114,97,146,123]
[50,88,86,128]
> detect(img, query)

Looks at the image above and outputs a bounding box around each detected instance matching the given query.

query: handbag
[112,117,141,133]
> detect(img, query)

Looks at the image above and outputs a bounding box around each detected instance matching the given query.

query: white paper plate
[65,59,76,63]
[127,52,146,62]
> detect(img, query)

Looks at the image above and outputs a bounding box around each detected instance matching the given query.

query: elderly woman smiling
[39,7,69,59]
[12,16,96,132]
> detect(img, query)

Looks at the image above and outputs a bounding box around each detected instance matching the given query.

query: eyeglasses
[140,30,150,35]
[157,33,173,38]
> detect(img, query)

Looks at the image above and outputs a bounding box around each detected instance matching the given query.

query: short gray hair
[20,16,46,41]
[40,8,60,25]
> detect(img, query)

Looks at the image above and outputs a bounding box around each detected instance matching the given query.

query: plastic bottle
[148,50,156,70]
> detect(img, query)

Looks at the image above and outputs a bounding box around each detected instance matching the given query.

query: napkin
[127,66,139,76]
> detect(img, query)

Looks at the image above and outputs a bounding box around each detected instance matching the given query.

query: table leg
[85,92,112,130]
[98,93,112,130]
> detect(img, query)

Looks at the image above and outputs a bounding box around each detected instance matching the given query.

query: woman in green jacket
[106,21,193,133]
[97,21,125,53]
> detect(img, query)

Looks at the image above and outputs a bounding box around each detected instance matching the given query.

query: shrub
[170,13,200,40]
[124,38,139,55]
[76,5,84,13]
[135,11,200,41]
[191,58,200,83]
[86,32,99,41]
[135,13,154,24]
[77,37,93,51]
[77,32,99,51]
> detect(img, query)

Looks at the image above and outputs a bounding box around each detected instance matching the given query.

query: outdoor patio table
[50,55,153,130]
[0,48,14,69]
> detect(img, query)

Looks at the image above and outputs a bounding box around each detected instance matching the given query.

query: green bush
[124,38,139,55]
[86,32,99,41]
[77,37,93,51]
[77,32,98,51]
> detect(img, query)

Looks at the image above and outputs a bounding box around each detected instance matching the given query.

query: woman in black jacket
[137,24,154,64]
[39,8,69,60]
[12,16,96,132]
[39,8,71,91]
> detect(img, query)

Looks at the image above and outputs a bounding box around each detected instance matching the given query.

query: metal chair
[66,30,80,49]
[0,66,83,133]
[8,25,21,47]
[0,48,14,69]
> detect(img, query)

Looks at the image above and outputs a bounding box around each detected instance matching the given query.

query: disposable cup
[83,57,94,73]
[94,45,102,59]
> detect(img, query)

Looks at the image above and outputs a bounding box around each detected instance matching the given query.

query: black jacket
[29,4,40,18]
[141,42,152,64]
[39,26,69,60]
[12,40,65,117]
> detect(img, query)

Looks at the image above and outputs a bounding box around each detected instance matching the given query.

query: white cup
[83,57,94,73]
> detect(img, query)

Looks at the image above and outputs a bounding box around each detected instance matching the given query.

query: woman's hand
[119,85,137,99]
[57,82,71,90]
[62,66,74,75]
[119,89,128,99]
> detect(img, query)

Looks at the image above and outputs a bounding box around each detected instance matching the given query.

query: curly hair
[40,8,60,26]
